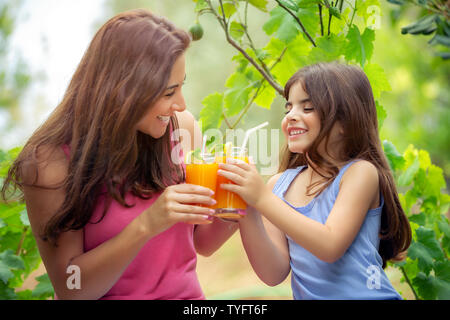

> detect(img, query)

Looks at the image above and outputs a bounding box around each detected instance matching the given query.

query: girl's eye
[304,107,314,112]
[165,91,175,97]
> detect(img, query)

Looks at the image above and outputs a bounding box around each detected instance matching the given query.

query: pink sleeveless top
[61,144,204,300]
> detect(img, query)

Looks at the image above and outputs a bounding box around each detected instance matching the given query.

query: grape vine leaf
[383,140,405,171]
[0,249,25,284]
[408,226,445,275]
[200,92,223,132]
[345,25,375,67]
[253,83,276,109]
[364,63,391,100]
[224,72,254,116]
[263,6,300,43]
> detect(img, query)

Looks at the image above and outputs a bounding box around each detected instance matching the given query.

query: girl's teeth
[290,130,305,136]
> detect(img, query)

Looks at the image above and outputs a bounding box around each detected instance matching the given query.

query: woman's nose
[172,94,186,112]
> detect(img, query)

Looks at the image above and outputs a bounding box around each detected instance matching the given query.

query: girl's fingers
[217,169,245,185]
[226,158,251,171]
[218,162,247,178]
[219,182,243,195]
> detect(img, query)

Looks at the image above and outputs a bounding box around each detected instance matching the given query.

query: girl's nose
[286,111,300,122]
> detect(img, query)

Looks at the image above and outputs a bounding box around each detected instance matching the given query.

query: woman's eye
[165,91,175,97]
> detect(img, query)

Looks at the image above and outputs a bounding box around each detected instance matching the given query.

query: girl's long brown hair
[280,62,411,268]
[1,9,190,246]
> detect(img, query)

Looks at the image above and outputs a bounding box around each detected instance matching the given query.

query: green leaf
[345,25,375,67]
[434,260,450,300]
[263,7,299,43]
[375,101,386,129]
[309,34,346,63]
[423,165,446,199]
[265,35,311,86]
[219,2,237,18]
[328,6,341,20]
[383,140,405,171]
[408,227,445,275]
[412,272,437,300]
[0,249,25,284]
[194,0,209,12]
[278,0,299,11]
[224,72,254,116]
[248,0,268,12]
[253,83,276,109]
[363,63,391,99]
[0,281,16,300]
[409,212,426,226]
[32,273,54,298]
[297,4,320,39]
[229,21,245,41]
[200,92,223,131]
[398,155,419,187]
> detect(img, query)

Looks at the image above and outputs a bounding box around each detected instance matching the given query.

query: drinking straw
[239,121,269,157]
[201,134,207,161]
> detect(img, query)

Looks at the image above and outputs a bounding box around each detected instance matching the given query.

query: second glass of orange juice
[214,146,248,220]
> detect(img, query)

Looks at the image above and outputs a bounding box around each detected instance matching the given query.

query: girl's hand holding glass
[217,158,269,208]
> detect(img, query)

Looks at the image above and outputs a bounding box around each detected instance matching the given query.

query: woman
[2,9,238,300]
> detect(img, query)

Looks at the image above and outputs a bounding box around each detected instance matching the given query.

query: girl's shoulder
[266,172,284,190]
[339,159,379,189]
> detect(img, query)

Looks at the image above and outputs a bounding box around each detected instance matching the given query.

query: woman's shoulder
[21,144,69,188]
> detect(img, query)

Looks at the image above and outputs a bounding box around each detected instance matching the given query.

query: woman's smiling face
[136,54,187,139]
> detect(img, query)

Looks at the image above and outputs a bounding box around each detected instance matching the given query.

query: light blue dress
[272,161,402,300]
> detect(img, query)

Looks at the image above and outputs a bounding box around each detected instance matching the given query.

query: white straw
[240,121,269,156]
[201,134,207,156]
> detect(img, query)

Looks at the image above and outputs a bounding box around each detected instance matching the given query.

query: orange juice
[214,147,249,219]
[185,163,218,209]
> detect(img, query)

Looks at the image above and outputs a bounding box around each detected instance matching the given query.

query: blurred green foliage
[0,0,31,121]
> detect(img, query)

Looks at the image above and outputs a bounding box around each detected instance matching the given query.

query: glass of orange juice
[185,153,218,223]
[214,146,248,220]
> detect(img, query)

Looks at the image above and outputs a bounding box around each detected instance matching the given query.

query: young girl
[1,9,238,300]
[218,62,412,300]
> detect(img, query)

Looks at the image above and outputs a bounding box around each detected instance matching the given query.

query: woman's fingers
[173,203,215,216]
[172,183,215,196]
[174,193,216,206]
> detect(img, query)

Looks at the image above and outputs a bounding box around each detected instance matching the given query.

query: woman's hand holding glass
[144,184,216,234]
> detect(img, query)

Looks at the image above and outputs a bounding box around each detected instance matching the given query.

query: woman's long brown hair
[1,9,190,246]
[279,62,411,268]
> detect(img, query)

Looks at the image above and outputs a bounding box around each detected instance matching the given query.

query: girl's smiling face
[136,54,187,139]
[282,81,321,154]
[282,81,344,159]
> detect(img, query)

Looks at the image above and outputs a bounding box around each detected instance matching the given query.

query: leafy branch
[274,0,317,46]
[204,0,284,95]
